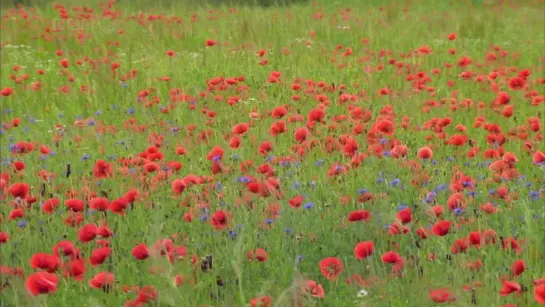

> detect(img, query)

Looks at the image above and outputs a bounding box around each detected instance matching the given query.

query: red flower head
[319,257,344,280]
[89,272,114,290]
[348,210,371,222]
[78,224,97,243]
[300,280,325,298]
[132,244,150,260]
[429,288,456,303]
[90,247,112,266]
[417,147,433,160]
[511,259,526,277]
[381,251,402,264]
[354,241,374,260]
[535,284,545,304]
[432,220,451,236]
[246,248,268,262]
[30,253,60,273]
[499,281,522,296]
[8,182,29,199]
[90,197,109,211]
[210,210,231,230]
[25,272,58,296]
[93,160,112,178]
[249,295,272,307]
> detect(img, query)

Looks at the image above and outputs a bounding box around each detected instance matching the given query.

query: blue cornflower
[17,220,28,228]
[315,159,325,166]
[454,208,464,216]
[462,181,473,188]
[127,108,135,115]
[357,188,368,194]
[304,202,314,209]
[424,192,437,203]
[236,176,252,183]
[265,219,274,225]
[81,154,91,161]
[200,215,209,221]
[529,191,539,200]
[390,178,400,186]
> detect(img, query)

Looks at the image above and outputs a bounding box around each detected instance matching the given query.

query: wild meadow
[0,0,544,306]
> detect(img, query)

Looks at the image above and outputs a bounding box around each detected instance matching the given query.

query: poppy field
[0,0,544,306]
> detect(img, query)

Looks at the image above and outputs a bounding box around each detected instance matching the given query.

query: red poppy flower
[89,271,114,290]
[30,253,60,273]
[90,247,112,266]
[396,208,412,224]
[42,198,60,214]
[89,197,109,211]
[93,160,112,178]
[25,272,58,296]
[210,210,231,230]
[319,257,344,280]
[78,224,97,243]
[171,178,187,194]
[246,248,268,262]
[1,87,13,96]
[53,240,77,257]
[249,295,272,307]
[354,241,374,260]
[432,220,451,236]
[65,198,85,212]
[300,280,325,298]
[417,147,433,159]
[499,281,522,296]
[109,197,129,215]
[511,260,525,277]
[62,259,86,281]
[132,244,149,260]
[375,120,395,136]
[429,288,456,303]
[535,284,545,304]
[381,251,402,264]
[0,232,9,243]
[288,195,304,209]
[8,182,29,199]
[137,285,157,303]
[348,210,371,222]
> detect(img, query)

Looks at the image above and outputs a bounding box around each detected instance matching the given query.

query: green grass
[1,0,544,306]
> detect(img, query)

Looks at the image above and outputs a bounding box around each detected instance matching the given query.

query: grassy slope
[1,0,544,306]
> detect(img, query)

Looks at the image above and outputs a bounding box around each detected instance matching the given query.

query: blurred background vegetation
[1,0,310,10]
